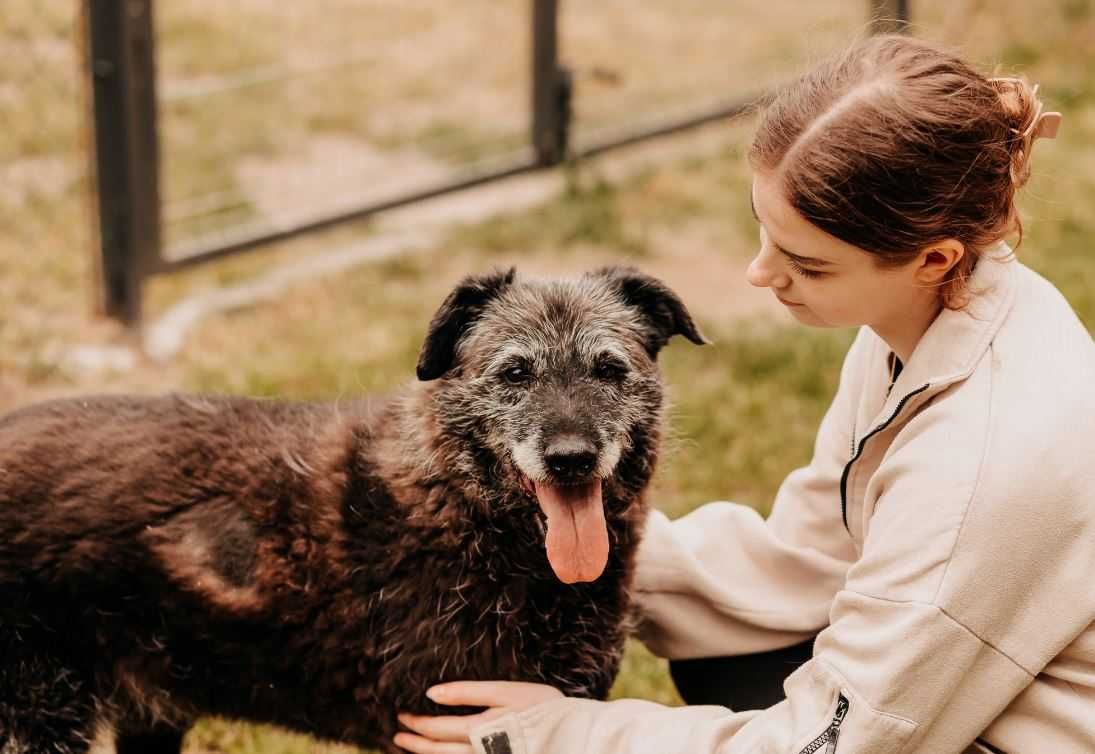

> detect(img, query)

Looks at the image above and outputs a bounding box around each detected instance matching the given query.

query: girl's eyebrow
[749,193,835,267]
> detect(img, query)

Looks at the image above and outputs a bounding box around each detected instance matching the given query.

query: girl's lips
[776,295,802,306]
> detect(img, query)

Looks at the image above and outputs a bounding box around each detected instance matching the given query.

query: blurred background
[2,1,1092,752]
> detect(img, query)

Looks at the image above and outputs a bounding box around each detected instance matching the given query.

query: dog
[0,266,705,754]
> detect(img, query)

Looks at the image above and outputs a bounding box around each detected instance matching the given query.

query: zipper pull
[824,694,850,754]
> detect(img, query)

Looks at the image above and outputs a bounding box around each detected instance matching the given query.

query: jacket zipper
[840,384,930,531]
[797,693,850,754]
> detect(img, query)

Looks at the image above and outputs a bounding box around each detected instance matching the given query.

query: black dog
[0,266,705,753]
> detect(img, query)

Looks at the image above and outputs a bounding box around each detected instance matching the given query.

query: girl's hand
[395,681,564,753]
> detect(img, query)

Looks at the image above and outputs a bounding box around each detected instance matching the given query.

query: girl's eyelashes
[788,258,824,279]
[760,228,826,279]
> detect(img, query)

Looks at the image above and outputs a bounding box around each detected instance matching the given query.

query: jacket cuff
[469,698,580,754]
[632,508,679,593]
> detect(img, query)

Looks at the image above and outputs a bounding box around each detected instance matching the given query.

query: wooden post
[869,0,910,34]
[84,0,162,328]
[531,0,571,166]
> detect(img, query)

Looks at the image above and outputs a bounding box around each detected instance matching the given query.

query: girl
[395,33,1093,754]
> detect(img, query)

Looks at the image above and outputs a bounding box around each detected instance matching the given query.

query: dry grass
[6,1,1095,752]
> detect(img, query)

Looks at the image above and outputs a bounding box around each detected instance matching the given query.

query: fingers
[393,731,473,754]
[428,680,563,708]
[398,708,508,741]
[394,681,563,753]
[398,712,477,741]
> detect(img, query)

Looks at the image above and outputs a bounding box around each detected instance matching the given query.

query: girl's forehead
[751,174,817,242]
[751,175,877,268]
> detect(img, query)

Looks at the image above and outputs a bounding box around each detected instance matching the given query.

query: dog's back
[0,394,339,590]
[0,394,373,750]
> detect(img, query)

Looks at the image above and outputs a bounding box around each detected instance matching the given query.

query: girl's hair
[748,33,1055,308]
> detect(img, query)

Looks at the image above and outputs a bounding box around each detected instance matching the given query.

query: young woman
[394,33,1093,754]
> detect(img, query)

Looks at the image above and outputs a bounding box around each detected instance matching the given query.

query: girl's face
[745,171,931,335]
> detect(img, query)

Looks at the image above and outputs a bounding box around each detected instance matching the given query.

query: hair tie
[988,78,1063,184]
[988,78,1064,147]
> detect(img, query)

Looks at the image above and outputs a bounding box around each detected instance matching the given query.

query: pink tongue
[533,479,609,584]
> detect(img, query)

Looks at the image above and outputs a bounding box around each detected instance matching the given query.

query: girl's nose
[746,246,791,289]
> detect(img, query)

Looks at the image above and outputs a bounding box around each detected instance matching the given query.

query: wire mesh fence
[0,2,87,239]
[153,2,880,264]
[0,1,94,369]
[156,1,530,262]
[561,1,869,152]
[0,2,85,218]
[4,0,905,331]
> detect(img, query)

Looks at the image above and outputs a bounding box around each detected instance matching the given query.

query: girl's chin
[785,304,813,319]
[786,307,838,328]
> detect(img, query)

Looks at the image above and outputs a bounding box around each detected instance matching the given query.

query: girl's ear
[915,240,965,285]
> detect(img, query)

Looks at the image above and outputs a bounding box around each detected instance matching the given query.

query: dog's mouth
[521,475,608,585]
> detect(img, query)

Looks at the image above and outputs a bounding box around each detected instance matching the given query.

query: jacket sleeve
[631,329,870,658]
[468,658,916,754]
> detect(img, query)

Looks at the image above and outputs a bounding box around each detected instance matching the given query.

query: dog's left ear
[591,266,709,357]
[417,267,517,381]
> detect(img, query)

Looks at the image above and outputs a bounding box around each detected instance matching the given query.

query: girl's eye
[788,258,824,279]
[501,364,532,385]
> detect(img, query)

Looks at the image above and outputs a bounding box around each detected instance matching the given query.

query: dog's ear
[417,267,517,381]
[591,266,709,357]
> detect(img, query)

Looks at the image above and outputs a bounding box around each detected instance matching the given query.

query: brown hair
[748,33,1054,308]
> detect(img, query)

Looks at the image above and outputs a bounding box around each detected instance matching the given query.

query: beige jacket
[471,246,1095,754]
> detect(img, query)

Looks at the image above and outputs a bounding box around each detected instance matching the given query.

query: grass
[3,1,1095,752]
[450,170,652,257]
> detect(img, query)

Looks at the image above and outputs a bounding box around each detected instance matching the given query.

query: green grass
[655,325,853,519]
[372,120,528,165]
[450,169,652,257]
[4,1,1095,752]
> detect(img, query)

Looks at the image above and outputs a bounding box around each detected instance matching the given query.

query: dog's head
[416,266,706,584]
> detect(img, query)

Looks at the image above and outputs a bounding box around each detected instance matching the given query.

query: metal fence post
[869,0,910,33]
[531,0,571,166]
[84,0,162,328]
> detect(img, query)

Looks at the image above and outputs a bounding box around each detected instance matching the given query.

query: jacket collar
[864,241,1019,431]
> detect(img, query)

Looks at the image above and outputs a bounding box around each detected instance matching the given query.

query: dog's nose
[544,437,597,481]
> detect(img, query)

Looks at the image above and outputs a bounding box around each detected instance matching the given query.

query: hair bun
[988,76,1062,189]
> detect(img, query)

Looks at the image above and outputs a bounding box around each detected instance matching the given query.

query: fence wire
[155,1,529,258]
[2,0,889,331]
[0,2,87,250]
[0,0,96,370]
[562,1,867,150]
[152,1,870,261]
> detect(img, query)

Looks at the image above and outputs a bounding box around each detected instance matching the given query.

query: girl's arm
[632,328,871,659]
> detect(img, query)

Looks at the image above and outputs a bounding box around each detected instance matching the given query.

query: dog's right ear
[416,268,517,381]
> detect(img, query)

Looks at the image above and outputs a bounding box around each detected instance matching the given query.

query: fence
[83,0,910,328]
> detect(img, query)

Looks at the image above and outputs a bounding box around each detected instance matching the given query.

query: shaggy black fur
[0,267,704,753]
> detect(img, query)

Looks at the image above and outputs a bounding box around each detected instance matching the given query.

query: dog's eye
[501,364,533,385]
[593,359,629,382]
